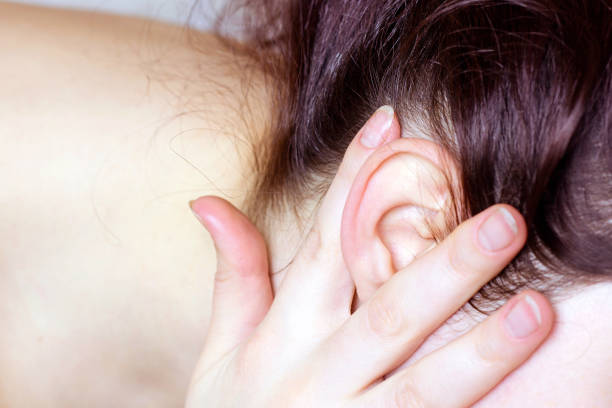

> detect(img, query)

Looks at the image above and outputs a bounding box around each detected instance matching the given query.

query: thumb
[189,196,273,366]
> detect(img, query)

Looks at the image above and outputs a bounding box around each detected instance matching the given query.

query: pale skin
[0,3,610,407]
[185,108,554,407]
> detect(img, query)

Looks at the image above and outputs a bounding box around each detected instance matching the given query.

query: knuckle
[391,376,427,408]
[474,331,505,366]
[213,264,233,286]
[300,223,340,267]
[447,232,479,281]
[366,293,404,339]
[301,224,325,259]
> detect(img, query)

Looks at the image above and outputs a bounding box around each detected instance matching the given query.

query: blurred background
[6,0,224,29]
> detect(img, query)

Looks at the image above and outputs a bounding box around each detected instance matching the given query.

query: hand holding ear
[185,107,554,407]
[341,136,458,305]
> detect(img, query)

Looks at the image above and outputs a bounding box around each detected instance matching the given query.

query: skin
[0,4,264,407]
[184,110,553,407]
[0,3,610,407]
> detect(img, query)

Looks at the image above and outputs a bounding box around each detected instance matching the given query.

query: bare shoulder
[0,4,268,407]
[0,2,268,200]
[0,2,267,126]
[0,1,225,53]
[0,1,217,62]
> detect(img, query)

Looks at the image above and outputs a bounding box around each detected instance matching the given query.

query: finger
[275,106,401,322]
[312,204,528,394]
[354,290,554,408]
[317,106,400,237]
[190,196,273,366]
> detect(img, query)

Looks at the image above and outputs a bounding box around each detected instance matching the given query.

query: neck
[474,282,612,406]
[262,198,321,287]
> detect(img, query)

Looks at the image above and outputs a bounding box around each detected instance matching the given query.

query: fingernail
[189,200,203,222]
[360,105,394,148]
[504,295,541,339]
[477,207,518,252]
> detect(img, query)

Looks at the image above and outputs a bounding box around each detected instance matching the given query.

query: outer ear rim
[340,137,452,252]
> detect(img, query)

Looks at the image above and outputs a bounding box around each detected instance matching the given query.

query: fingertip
[189,195,230,234]
[500,290,554,344]
[472,204,528,257]
[495,204,528,244]
[387,110,402,144]
[190,196,253,239]
[189,196,268,273]
[358,106,400,149]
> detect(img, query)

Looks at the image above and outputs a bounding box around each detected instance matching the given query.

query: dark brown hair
[210,0,612,311]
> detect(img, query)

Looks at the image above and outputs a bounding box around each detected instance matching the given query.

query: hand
[186,107,554,407]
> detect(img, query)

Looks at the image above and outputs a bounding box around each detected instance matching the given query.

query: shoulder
[0,2,269,202]
[0,4,270,253]
[0,5,270,406]
[0,2,267,112]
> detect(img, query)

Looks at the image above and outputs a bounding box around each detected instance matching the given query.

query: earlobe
[340,138,458,305]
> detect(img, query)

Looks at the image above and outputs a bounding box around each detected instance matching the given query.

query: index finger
[270,107,400,314]
[311,204,528,395]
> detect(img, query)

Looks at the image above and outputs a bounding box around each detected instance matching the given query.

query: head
[213,0,611,313]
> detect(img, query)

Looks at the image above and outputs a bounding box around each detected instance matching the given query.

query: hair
[207,0,612,312]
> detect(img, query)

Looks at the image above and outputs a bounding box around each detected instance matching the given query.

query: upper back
[0,3,267,407]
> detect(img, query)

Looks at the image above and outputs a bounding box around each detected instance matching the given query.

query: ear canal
[340,138,456,304]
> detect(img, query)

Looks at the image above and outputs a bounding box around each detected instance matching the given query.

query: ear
[340,138,459,305]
